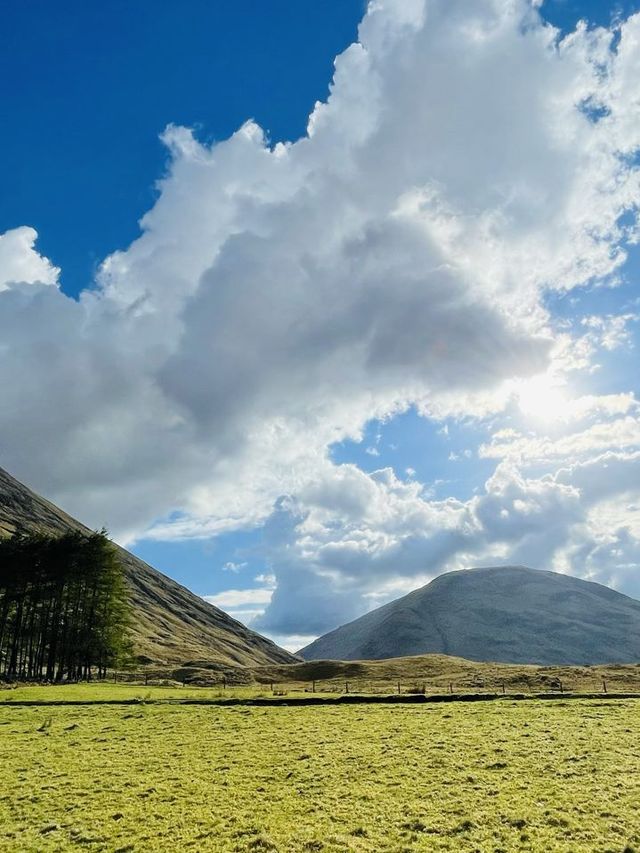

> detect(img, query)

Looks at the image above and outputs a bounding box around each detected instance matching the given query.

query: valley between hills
[3,467,640,853]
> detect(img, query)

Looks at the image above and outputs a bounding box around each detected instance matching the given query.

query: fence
[104,670,634,697]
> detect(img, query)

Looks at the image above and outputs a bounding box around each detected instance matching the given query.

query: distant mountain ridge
[0,466,296,667]
[299,566,640,665]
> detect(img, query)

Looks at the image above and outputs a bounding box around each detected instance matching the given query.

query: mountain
[299,566,640,665]
[0,466,296,667]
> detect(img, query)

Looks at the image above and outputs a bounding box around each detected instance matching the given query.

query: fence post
[501,682,505,694]
[312,680,316,694]
[602,678,607,694]
[114,671,117,683]
[345,681,349,694]
[449,682,453,694]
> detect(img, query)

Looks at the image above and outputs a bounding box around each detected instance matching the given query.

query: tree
[0,529,132,681]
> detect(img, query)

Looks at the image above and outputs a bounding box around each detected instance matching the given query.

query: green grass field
[1,697,639,852]
[0,683,277,704]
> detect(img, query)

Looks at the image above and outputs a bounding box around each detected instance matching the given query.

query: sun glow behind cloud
[516,374,570,422]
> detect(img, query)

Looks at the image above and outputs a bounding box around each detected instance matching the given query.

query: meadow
[1,696,639,852]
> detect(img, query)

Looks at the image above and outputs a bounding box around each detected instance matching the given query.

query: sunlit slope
[0,466,296,666]
[300,566,640,665]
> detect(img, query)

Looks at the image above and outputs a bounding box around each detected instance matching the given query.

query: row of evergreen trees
[0,530,132,681]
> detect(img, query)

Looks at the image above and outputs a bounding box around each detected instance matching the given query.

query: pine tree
[0,529,132,681]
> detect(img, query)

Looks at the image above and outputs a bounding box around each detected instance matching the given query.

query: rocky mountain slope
[299,566,640,665]
[0,466,296,666]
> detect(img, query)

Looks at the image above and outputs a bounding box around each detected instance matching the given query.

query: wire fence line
[4,664,639,697]
[101,670,634,696]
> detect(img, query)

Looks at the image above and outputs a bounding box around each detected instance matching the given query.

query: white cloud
[480,409,640,463]
[1,0,640,640]
[222,561,247,573]
[257,444,640,637]
[0,227,59,291]
[581,313,639,351]
[203,588,274,609]
[268,634,319,654]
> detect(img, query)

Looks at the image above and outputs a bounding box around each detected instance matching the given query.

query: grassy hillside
[248,654,640,694]
[2,699,639,851]
[137,652,640,696]
[300,566,640,665]
[0,466,296,667]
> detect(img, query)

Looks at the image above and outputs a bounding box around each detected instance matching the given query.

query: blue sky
[2,0,635,298]
[1,1,363,298]
[1,0,639,650]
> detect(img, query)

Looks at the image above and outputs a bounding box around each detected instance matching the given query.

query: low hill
[0,466,296,667]
[298,566,640,665]
[151,653,640,697]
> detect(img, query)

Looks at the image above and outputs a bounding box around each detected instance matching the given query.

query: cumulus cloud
[1,0,640,638]
[0,227,59,290]
[480,407,640,462]
[256,444,640,637]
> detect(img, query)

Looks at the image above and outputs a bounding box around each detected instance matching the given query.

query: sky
[1,0,639,652]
